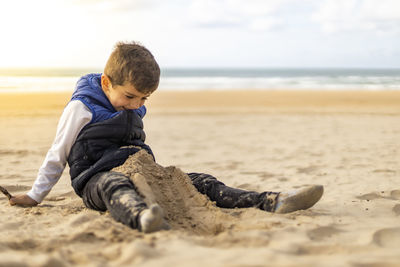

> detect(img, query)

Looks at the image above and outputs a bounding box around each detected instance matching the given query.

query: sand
[0,90,399,267]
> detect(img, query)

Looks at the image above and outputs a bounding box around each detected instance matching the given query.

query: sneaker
[274,185,324,213]
[139,204,170,233]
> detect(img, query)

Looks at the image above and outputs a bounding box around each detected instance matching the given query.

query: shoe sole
[275,185,324,214]
[141,204,167,233]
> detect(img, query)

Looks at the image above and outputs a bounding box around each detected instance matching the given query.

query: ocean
[0,68,399,93]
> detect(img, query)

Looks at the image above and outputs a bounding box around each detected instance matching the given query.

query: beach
[0,90,400,267]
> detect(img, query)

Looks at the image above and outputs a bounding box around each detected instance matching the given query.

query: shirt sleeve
[27,100,93,203]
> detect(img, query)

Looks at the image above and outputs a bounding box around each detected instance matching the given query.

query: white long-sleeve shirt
[27,100,93,203]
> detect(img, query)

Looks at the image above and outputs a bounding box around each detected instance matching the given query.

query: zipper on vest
[123,110,133,143]
[83,141,89,160]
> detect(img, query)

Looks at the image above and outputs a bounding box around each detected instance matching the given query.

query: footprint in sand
[390,190,400,200]
[307,226,343,241]
[356,192,382,201]
[392,204,400,216]
[356,189,400,201]
[296,165,320,174]
[372,228,400,248]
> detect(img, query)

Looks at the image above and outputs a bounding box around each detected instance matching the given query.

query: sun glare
[0,1,95,68]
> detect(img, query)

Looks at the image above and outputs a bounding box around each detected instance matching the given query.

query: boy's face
[101,74,151,111]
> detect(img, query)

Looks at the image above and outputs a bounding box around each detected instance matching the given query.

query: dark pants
[82,171,279,230]
[82,171,147,229]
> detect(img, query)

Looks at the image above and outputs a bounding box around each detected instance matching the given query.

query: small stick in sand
[0,185,13,200]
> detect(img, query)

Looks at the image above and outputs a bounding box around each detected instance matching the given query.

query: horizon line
[1,66,400,70]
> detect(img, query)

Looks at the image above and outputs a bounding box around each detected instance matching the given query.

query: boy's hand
[9,194,38,207]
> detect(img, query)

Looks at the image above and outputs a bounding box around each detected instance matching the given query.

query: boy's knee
[187,172,225,194]
[97,171,136,198]
[187,173,219,183]
[99,171,133,188]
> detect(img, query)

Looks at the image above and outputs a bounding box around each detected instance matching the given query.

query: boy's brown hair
[104,41,160,94]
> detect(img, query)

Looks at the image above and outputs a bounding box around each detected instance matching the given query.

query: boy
[10,42,323,233]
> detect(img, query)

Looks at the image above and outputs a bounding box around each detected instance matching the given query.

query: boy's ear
[101,74,112,91]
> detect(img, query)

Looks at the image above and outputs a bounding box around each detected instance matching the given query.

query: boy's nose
[129,100,142,109]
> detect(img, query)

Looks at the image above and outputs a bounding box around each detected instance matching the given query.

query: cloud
[311,0,400,34]
[248,17,283,31]
[186,0,291,31]
[70,0,160,13]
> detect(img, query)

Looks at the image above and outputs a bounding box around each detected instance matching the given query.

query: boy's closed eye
[125,95,148,100]
[124,90,149,97]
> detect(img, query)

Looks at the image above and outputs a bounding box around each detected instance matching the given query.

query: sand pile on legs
[112,150,241,235]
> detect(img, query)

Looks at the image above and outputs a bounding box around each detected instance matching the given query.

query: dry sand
[0,90,399,267]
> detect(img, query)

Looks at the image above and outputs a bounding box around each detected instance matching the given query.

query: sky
[0,0,399,68]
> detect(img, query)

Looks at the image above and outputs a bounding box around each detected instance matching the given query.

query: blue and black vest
[67,73,154,197]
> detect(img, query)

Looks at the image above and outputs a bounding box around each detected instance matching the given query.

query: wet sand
[0,90,399,267]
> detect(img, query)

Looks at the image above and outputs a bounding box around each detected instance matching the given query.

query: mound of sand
[112,149,266,235]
